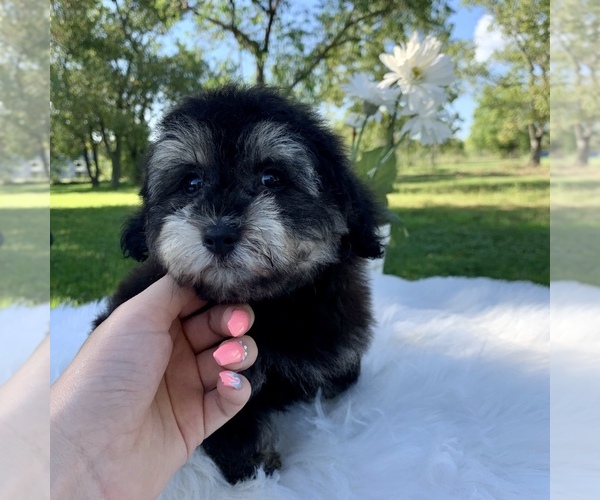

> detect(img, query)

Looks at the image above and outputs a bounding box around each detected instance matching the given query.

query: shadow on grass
[384,205,549,285]
[551,207,600,286]
[51,205,138,305]
[0,207,50,305]
[551,179,600,191]
[399,171,515,184]
[401,179,549,196]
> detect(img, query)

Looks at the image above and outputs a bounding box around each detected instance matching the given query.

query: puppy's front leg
[202,400,279,484]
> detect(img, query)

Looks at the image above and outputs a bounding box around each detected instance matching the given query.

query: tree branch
[186,1,260,55]
[263,0,281,53]
[286,8,388,90]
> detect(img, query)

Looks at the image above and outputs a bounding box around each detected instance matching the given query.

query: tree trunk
[528,124,543,166]
[110,136,122,189]
[91,137,101,186]
[81,140,98,187]
[574,122,592,166]
[39,143,50,178]
[255,58,266,85]
[100,120,122,189]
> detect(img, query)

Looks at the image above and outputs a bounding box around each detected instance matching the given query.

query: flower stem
[351,114,370,164]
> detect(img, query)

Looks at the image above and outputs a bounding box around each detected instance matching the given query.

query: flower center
[411,66,423,81]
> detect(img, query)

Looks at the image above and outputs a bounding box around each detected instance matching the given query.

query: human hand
[51,275,257,499]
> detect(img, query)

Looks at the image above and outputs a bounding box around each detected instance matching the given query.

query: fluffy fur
[49,276,551,498]
[94,85,383,484]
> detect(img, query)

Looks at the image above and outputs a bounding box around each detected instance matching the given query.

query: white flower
[343,73,401,112]
[379,32,454,113]
[401,114,452,145]
[400,102,452,145]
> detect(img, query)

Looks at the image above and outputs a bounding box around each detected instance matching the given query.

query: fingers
[196,335,258,391]
[182,304,254,353]
[118,275,254,352]
[125,275,207,329]
[202,372,252,438]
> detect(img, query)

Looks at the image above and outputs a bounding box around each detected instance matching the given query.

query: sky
[447,1,496,139]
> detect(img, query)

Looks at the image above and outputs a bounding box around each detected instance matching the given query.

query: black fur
[94,84,384,483]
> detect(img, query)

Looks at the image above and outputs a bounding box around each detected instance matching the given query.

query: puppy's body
[95,85,382,484]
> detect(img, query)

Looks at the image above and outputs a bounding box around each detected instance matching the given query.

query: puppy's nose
[203,222,239,256]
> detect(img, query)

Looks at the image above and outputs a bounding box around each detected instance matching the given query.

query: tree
[551,0,600,166]
[0,0,50,177]
[468,77,531,156]
[464,0,549,165]
[180,0,452,101]
[51,0,456,187]
[51,0,210,187]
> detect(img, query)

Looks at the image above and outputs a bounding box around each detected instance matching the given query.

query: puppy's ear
[121,209,149,261]
[341,176,386,260]
[313,133,385,260]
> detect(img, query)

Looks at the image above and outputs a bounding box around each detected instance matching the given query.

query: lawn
[384,158,550,285]
[0,183,50,306]
[50,158,550,305]
[50,183,140,306]
[550,165,600,286]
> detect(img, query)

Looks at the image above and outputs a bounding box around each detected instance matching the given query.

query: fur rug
[46,275,551,499]
[0,303,48,385]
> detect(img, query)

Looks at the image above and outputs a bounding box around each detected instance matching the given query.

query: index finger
[126,274,207,329]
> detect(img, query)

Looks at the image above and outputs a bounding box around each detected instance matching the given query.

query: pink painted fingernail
[219,371,243,390]
[227,309,250,337]
[213,340,248,366]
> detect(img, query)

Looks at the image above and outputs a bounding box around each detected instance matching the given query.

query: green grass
[0,183,50,306]
[550,168,600,286]
[50,161,550,305]
[50,182,141,208]
[383,160,550,285]
[50,183,140,306]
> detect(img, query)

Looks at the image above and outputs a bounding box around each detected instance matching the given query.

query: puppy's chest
[247,295,353,363]
[249,299,331,350]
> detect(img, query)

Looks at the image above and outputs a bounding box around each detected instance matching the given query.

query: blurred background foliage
[48,0,553,189]
[13,0,568,302]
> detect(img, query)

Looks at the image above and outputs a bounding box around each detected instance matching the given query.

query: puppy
[95,85,383,484]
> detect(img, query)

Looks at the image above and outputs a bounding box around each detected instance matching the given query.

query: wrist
[51,379,105,500]
[51,417,105,499]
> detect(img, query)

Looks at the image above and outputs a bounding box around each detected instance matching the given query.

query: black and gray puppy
[95,85,383,484]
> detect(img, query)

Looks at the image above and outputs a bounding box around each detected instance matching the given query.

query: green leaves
[463,0,549,162]
[51,0,211,186]
[354,146,397,209]
[0,0,50,172]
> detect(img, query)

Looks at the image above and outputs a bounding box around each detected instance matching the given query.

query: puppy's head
[124,85,383,303]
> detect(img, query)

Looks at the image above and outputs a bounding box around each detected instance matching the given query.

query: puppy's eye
[182,174,202,194]
[261,169,284,190]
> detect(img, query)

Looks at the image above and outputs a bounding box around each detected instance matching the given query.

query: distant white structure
[56,157,88,181]
[7,157,48,181]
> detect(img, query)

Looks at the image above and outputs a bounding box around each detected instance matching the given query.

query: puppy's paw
[216,449,282,484]
[220,461,258,485]
[260,450,282,475]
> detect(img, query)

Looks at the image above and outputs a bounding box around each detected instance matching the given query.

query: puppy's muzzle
[203,221,240,257]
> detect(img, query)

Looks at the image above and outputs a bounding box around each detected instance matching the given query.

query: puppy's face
[124,87,382,303]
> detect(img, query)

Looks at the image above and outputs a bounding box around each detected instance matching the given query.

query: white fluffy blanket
[4,275,562,498]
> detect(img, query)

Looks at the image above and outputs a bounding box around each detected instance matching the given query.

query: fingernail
[227,309,250,337]
[213,339,248,366]
[219,371,243,390]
